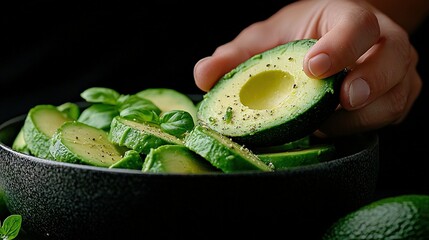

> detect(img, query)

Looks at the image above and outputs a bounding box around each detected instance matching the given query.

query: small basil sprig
[118,95,161,124]
[77,87,161,130]
[0,215,22,240]
[159,110,194,138]
[77,87,194,138]
[118,95,161,115]
[80,87,120,105]
[120,108,159,124]
[78,104,119,130]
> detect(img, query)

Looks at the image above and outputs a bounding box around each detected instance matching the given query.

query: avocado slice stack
[12,39,344,174]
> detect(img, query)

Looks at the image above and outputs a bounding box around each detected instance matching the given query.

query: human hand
[193,0,422,137]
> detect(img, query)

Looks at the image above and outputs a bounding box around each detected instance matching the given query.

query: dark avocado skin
[234,69,347,148]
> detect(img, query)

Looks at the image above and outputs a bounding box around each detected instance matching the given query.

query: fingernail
[308,53,331,77]
[194,57,211,78]
[349,78,370,107]
[195,56,211,67]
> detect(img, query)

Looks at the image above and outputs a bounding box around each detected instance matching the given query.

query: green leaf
[118,95,161,115]
[120,108,159,124]
[0,215,21,240]
[160,110,194,138]
[78,104,119,130]
[57,102,81,120]
[80,87,120,105]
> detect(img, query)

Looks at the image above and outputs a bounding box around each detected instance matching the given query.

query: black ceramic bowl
[0,114,379,239]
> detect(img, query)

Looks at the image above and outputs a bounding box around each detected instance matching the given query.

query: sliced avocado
[197,39,346,147]
[136,88,198,124]
[184,125,273,173]
[253,135,311,154]
[142,144,219,174]
[56,102,81,120]
[50,121,131,167]
[109,150,143,170]
[23,105,73,159]
[13,103,80,155]
[12,128,30,154]
[109,116,183,155]
[257,144,336,170]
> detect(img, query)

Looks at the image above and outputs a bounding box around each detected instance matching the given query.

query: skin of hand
[193,0,424,137]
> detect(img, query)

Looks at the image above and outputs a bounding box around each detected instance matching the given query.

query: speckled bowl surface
[0,114,379,239]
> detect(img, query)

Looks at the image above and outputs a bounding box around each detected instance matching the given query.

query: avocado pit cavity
[239,70,294,110]
[197,39,345,147]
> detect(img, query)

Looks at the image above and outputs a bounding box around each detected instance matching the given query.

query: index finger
[303,1,381,78]
[193,20,283,92]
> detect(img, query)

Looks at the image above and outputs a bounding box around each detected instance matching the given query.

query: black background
[0,0,428,215]
[0,1,286,117]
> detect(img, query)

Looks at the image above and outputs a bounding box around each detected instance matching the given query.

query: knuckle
[358,8,380,39]
[387,86,408,120]
[344,5,380,40]
[410,46,419,66]
[388,29,413,66]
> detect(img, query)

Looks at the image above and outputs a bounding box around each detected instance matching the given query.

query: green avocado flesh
[136,88,198,124]
[109,116,183,155]
[257,144,336,170]
[184,125,273,173]
[50,121,130,167]
[109,150,143,170]
[142,145,218,174]
[197,39,346,147]
[23,105,73,159]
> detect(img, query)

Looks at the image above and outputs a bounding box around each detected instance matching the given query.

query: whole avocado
[323,194,429,240]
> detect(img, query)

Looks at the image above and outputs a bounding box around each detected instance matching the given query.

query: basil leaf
[120,108,159,124]
[78,104,119,130]
[116,94,133,105]
[80,87,120,105]
[160,110,194,137]
[0,215,21,240]
[118,95,161,115]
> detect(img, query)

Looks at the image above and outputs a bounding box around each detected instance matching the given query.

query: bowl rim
[0,113,379,177]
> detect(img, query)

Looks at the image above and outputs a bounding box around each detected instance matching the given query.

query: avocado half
[197,39,347,148]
